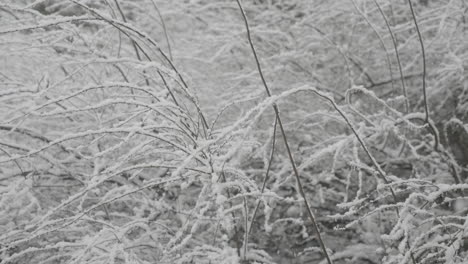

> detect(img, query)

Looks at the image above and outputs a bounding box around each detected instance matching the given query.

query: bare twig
[113,0,150,88]
[373,0,410,113]
[407,0,429,122]
[149,0,173,60]
[350,0,395,93]
[248,116,278,235]
[234,1,333,263]
[243,196,249,261]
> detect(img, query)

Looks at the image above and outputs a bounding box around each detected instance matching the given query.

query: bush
[0,0,467,263]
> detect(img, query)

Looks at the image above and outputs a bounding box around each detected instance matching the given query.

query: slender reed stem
[350,0,395,93]
[243,196,249,260]
[407,0,429,123]
[113,0,150,87]
[248,116,278,236]
[405,4,428,260]
[149,0,173,60]
[234,1,333,263]
[373,0,409,113]
[220,170,242,257]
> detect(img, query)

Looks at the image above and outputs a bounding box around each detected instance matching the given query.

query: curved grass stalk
[68,0,210,132]
[149,0,173,60]
[113,0,150,88]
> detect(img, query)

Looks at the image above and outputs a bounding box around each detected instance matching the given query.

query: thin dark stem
[0,147,24,175]
[243,196,248,260]
[369,11,423,259]
[157,70,180,106]
[315,92,391,185]
[149,0,173,60]
[103,0,122,56]
[311,88,420,263]
[234,1,333,263]
[350,0,395,93]
[407,0,429,123]
[248,116,277,235]
[367,72,421,90]
[220,170,242,257]
[113,0,150,87]
[373,0,409,113]
[304,24,353,87]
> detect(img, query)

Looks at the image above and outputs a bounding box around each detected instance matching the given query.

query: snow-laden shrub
[0,0,467,263]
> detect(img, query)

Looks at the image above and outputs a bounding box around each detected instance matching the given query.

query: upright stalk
[350,0,395,93]
[373,0,410,113]
[407,0,429,122]
[234,1,333,263]
[248,116,277,236]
